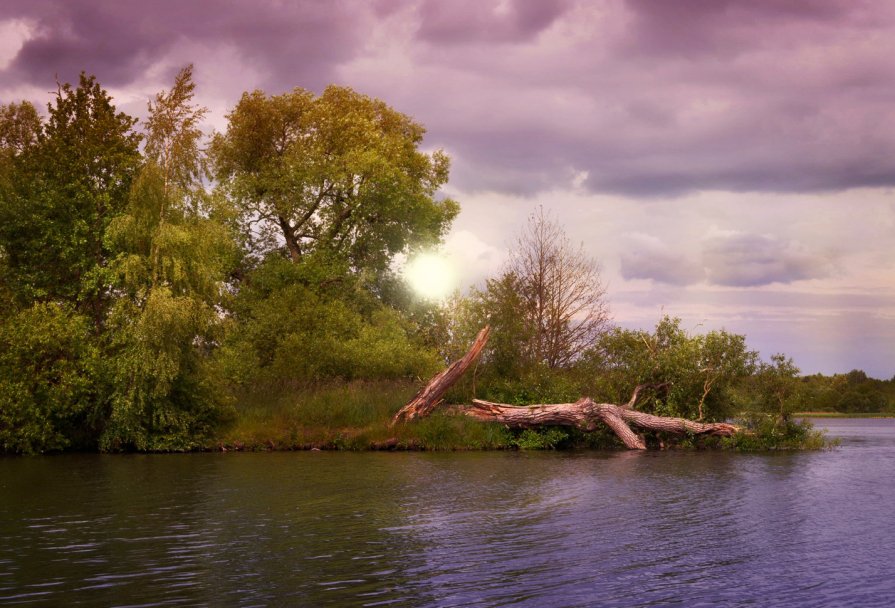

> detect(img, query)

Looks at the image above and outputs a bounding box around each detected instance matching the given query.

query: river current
[1,418,894,607]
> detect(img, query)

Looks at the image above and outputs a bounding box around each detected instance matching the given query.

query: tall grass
[213,379,515,451]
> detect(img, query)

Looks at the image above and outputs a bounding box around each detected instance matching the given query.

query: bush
[512,427,569,450]
[720,413,833,451]
[220,266,441,387]
[0,303,100,453]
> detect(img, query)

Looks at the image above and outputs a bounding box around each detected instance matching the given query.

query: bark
[463,399,738,450]
[391,326,492,425]
[394,327,741,449]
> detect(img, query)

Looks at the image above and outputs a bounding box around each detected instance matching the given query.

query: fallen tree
[392,326,740,450]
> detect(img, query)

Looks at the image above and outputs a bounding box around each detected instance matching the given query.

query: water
[1,419,894,607]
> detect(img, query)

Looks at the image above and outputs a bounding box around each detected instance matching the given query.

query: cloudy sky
[1,0,893,378]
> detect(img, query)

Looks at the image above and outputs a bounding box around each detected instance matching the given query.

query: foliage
[461,209,609,378]
[720,413,832,451]
[579,316,758,421]
[143,64,207,199]
[0,101,41,193]
[737,354,802,420]
[99,67,236,451]
[218,257,440,388]
[210,85,459,274]
[0,74,141,321]
[506,207,610,368]
[0,304,100,454]
[798,371,894,413]
[217,380,514,451]
[512,427,569,450]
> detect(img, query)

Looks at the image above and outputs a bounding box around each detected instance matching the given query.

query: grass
[211,381,838,452]
[212,379,516,451]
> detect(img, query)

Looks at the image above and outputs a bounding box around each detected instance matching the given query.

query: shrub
[720,413,833,451]
[0,303,100,453]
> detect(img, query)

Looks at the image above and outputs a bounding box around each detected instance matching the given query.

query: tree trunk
[394,327,740,449]
[391,326,491,425]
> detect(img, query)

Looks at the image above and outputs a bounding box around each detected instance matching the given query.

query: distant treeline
[799,371,895,413]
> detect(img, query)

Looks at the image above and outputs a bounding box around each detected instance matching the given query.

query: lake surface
[2,418,895,607]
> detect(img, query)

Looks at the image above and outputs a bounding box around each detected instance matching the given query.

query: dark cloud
[0,0,364,91]
[416,0,570,45]
[616,230,833,287]
[621,0,859,58]
[702,232,827,287]
[619,235,704,285]
[3,0,895,197]
[392,0,895,197]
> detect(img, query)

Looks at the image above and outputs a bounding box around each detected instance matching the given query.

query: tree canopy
[0,70,461,453]
[0,75,142,322]
[210,85,458,275]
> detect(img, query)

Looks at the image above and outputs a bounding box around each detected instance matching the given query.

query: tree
[589,316,757,421]
[101,66,235,451]
[750,354,802,420]
[392,327,740,449]
[0,101,41,171]
[0,101,42,314]
[210,85,458,275]
[477,208,610,370]
[144,64,207,200]
[215,255,440,388]
[0,303,100,454]
[0,74,141,325]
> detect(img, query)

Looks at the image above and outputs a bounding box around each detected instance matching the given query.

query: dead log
[465,399,739,449]
[393,326,741,449]
[391,326,491,425]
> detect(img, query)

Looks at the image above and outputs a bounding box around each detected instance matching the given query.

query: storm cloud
[0,0,365,92]
[701,231,829,287]
[4,0,895,195]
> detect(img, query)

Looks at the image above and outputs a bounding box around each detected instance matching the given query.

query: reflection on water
[2,419,895,607]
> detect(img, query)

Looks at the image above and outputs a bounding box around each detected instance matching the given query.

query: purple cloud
[3,0,895,198]
[702,232,828,287]
[619,234,704,285]
[0,0,364,91]
[417,0,571,45]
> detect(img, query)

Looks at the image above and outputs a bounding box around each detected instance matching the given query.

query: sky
[1,0,893,378]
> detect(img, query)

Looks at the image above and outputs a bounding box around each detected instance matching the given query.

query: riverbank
[212,381,832,452]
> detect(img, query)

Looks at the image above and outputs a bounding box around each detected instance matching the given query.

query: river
[1,418,894,607]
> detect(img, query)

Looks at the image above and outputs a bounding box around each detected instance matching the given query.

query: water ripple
[1,425,895,606]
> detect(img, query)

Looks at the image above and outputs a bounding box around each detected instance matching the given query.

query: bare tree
[507,207,610,368]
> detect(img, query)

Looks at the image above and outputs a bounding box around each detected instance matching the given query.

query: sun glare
[404,253,455,300]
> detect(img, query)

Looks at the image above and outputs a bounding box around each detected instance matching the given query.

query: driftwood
[391,326,491,424]
[393,326,740,449]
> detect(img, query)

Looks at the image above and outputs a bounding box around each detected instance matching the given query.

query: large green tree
[0,75,141,326]
[210,85,458,276]
[0,101,42,315]
[0,76,143,453]
[101,66,236,451]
